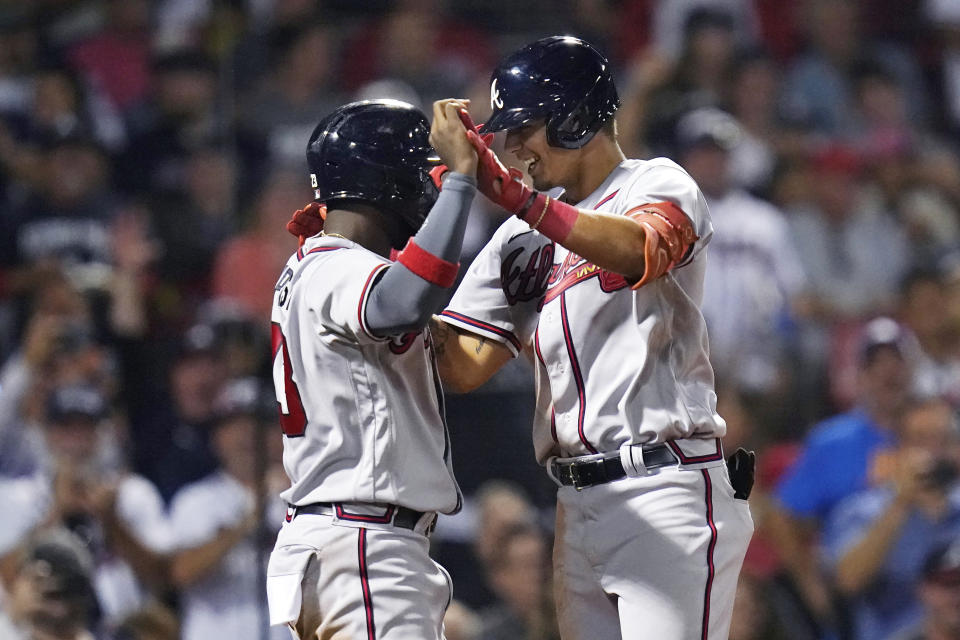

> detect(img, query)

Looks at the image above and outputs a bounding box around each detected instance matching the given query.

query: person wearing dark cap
[0,122,121,296]
[821,397,960,640]
[767,317,916,632]
[676,107,809,397]
[122,322,227,501]
[1,382,172,629]
[168,378,286,640]
[118,47,223,195]
[0,529,97,640]
[890,539,960,640]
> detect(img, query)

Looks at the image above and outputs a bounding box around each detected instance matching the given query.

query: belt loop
[619,443,647,477]
[546,456,564,487]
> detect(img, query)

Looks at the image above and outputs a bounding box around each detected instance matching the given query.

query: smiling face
[504,121,579,192]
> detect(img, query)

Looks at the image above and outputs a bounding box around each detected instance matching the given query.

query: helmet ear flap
[549,106,593,149]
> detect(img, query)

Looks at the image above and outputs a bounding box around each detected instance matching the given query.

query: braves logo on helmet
[490,78,503,111]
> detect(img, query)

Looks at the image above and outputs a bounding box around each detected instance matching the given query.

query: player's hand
[429,113,492,190]
[430,99,478,177]
[458,115,536,215]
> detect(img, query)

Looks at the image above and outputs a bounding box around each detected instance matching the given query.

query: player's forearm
[430,318,513,393]
[561,210,647,282]
[833,498,911,595]
[170,524,248,587]
[367,174,476,334]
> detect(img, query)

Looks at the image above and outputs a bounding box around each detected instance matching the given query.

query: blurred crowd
[0,0,959,639]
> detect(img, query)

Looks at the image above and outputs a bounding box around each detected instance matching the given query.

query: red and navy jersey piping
[700,469,718,640]
[439,310,522,352]
[560,292,597,454]
[666,438,723,464]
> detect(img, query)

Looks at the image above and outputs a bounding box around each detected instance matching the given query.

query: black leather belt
[551,443,678,490]
[290,502,434,533]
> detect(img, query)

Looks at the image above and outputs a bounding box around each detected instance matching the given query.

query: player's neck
[323,206,395,258]
[562,137,625,204]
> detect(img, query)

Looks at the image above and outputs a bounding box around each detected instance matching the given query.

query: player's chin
[531,175,554,192]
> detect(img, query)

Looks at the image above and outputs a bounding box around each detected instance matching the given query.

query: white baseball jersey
[443,158,725,464]
[271,234,461,514]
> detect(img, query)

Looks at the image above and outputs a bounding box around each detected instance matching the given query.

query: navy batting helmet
[306,100,440,244]
[484,36,620,149]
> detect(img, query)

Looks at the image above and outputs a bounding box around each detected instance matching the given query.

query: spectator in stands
[442,600,481,640]
[478,522,558,640]
[926,0,960,131]
[238,23,344,170]
[168,377,285,640]
[119,49,223,197]
[121,323,227,501]
[641,6,741,155]
[67,0,151,119]
[194,301,270,379]
[211,168,312,323]
[339,0,493,104]
[781,0,928,136]
[0,271,112,476]
[727,571,796,640]
[0,529,98,640]
[114,603,180,640]
[0,130,121,297]
[651,0,759,62]
[724,49,810,195]
[823,397,960,640]
[851,63,960,266]
[890,538,960,640]
[147,144,238,309]
[678,107,808,397]
[1,383,170,627]
[768,317,914,632]
[472,480,539,569]
[900,268,960,406]
[788,144,910,320]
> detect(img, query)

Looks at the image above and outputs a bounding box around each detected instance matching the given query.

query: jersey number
[271,323,307,437]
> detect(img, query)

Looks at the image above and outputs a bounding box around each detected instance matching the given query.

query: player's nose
[504,130,522,154]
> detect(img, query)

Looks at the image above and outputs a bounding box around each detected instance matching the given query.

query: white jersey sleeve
[615,157,713,265]
[441,217,552,356]
[295,245,391,342]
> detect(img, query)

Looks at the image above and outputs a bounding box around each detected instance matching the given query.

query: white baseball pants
[553,463,754,640]
[266,511,451,640]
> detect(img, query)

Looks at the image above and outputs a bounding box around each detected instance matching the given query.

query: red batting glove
[286,202,326,247]
[459,110,578,243]
[462,128,535,215]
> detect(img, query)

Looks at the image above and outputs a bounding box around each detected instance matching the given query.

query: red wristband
[397,239,460,288]
[519,193,578,244]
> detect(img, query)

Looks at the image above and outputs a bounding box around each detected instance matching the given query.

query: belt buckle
[569,461,585,491]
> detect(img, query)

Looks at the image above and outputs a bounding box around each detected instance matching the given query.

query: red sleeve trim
[397,239,460,288]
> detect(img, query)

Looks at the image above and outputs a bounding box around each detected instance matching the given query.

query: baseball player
[431,37,755,640]
[266,98,479,639]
